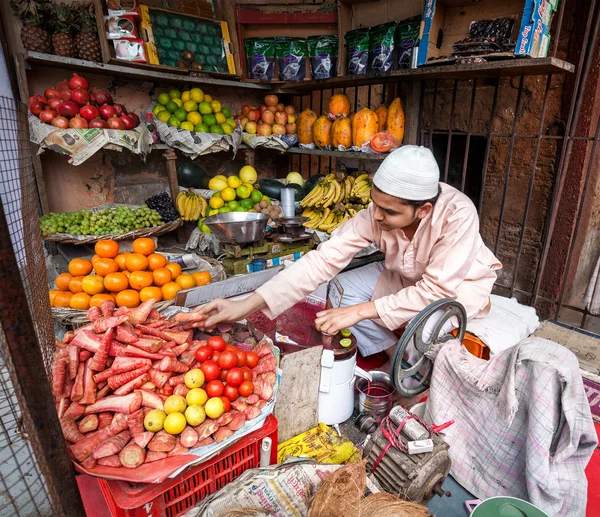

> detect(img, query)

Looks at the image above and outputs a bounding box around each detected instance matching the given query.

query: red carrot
[174,384,189,397]
[63,402,86,420]
[107,366,151,391]
[148,308,161,321]
[173,312,206,323]
[92,430,131,459]
[86,306,102,322]
[179,341,204,366]
[114,373,149,396]
[127,409,145,437]
[144,451,167,463]
[164,330,192,345]
[80,350,92,362]
[56,398,69,419]
[64,330,75,344]
[52,358,68,398]
[147,430,176,452]
[216,412,234,426]
[133,432,153,448]
[84,392,142,415]
[96,383,111,400]
[214,428,234,443]
[100,300,115,318]
[128,298,157,325]
[116,322,138,344]
[123,345,164,361]
[93,358,152,383]
[253,341,272,357]
[168,444,190,456]
[136,389,164,410]
[158,357,189,373]
[80,360,97,405]
[136,324,172,341]
[78,414,99,433]
[133,338,164,354]
[115,306,130,317]
[61,417,85,443]
[97,455,121,467]
[81,457,96,469]
[97,412,113,429]
[88,329,113,372]
[93,315,129,334]
[67,345,79,380]
[227,412,247,431]
[110,412,129,431]
[172,343,189,356]
[141,382,155,390]
[145,320,167,329]
[245,394,259,405]
[194,419,219,440]
[244,406,261,420]
[70,363,85,401]
[168,374,186,387]
[196,437,214,447]
[255,400,267,409]
[179,425,199,448]
[71,330,103,354]
[231,399,248,413]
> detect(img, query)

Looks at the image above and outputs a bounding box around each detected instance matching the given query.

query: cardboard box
[113,38,147,62]
[515,0,557,57]
[104,15,139,39]
[107,0,140,17]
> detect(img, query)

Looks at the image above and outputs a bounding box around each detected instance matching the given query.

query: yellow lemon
[214,174,227,182]
[164,395,187,414]
[208,209,219,216]
[239,165,257,184]
[215,112,226,125]
[153,104,166,115]
[172,98,183,108]
[187,111,202,125]
[184,368,205,389]
[221,123,234,134]
[227,176,242,189]
[208,177,228,191]
[210,100,221,113]
[180,121,194,131]
[243,182,254,192]
[190,88,204,103]
[204,397,224,419]
[199,101,212,115]
[144,409,166,432]
[204,94,213,103]
[181,90,191,102]
[185,405,206,426]
[221,187,236,202]
[163,412,187,435]
[183,100,198,113]
[157,110,171,123]
[209,197,224,209]
[186,388,208,407]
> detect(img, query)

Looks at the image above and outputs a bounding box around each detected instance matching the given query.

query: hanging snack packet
[345,28,369,75]
[275,37,307,81]
[307,35,339,79]
[245,38,275,80]
[397,16,421,69]
[369,22,396,72]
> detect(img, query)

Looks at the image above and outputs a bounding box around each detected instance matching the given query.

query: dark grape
[145,192,179,222]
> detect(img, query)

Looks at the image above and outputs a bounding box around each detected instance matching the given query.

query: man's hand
[192,292,267,328]
[314,301,379,335]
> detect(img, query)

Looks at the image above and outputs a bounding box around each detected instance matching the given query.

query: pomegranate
[89,118,109,128]
[68,73,88,91]
[39,109,57,124]
[244,121,257,134]
[57,79,69,90]
[59,87,73,101]
[106,116,126,129]
[266,105,277,114]
[79,104,99,121]
[264,94,278,107]
[285,122,297,134]
[285,105,295,115]
[128,113,140,126]
[259,104,268,113]
[29,94,46,105]
[247,109,261,123]
[29,100,46,116]
[274,111,287,125]
[99,104,116,119]
[57,101,79,118]
[120,114,136,130]
[44,87,60,99]
[89,92,97,105]
[112,103,127,116]
[71,88,90,106]
[241,105,251,115]
[51,116,69,129]
[94,90,113,106]
[272,124,285,135]
[276,103,285,112]
[69,114,88,129]
[257,123,272,136]
[47,97,62,110]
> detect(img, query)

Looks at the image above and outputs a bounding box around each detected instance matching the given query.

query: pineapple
[73,2,101,62]
[10,0,52,54]
[49,3,76,58]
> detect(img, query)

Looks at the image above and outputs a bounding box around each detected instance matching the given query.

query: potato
[259,200,268,209]
[254,203,261,211]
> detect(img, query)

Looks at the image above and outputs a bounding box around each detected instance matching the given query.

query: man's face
[371,187,432,231]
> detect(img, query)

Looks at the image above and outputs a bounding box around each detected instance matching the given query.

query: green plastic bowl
[472,497,549,517]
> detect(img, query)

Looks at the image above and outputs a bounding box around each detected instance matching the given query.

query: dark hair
[373,184,441,208]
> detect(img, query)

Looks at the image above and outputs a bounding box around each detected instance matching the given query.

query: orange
[116,289,140,308]
[147,253,167,271]
[81,275,105,295]
[49,289,61,305]
[128,271,153,290]
[104,272,129,293]
[114,252,131,271]
[94,258,119,277]
[193,271,212,286]
[152,268,172,287]
[140,286,163,303]
[68,258,93,277]
[175,273,196,290]
[132,238,156,256]
[126,253,149,272]
[165,262,182,279]
[55,272,74,291]
[95,239,119,258]
[122,270,131,278]
[69,275,85,293]
[162,281,182,301]
[69,292,91,310]
[91,254,102,267]
[53,291,73,308]
[90,293,116,308]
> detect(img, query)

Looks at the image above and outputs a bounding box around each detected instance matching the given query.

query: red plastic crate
[98,415,278,517]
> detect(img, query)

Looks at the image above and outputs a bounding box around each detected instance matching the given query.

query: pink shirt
[256,183,502,330]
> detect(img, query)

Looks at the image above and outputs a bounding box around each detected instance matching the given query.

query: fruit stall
[2,0,599,516]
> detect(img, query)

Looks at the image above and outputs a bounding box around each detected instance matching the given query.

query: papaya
[297,109,318,145]
[313,115,333,149]
[349,111,356,125]
[352,108,379,148]
[375,105,388,132]
[386,97,405,143]
[328,94,351,118]
[332,116,352,149]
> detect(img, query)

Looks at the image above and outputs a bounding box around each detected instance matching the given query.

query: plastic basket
[98,415,277,517]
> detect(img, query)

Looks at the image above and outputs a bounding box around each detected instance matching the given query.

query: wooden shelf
[23,52,271,91]
[273,57,575,93]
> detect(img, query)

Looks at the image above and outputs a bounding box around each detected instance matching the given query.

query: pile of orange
[49,238,212,310]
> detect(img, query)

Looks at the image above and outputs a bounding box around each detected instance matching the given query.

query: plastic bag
[369,22,396,72]
[245,38,275,80]
[308,35,338,79]
[345,28,369,75]
[367,131,401,153]
[397,15,421,69]
[275,37,307,81]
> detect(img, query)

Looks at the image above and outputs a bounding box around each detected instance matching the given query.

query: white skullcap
[373,145,440,200]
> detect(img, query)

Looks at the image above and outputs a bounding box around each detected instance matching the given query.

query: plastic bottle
[145,112,160,143]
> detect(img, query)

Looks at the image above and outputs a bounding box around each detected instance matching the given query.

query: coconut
[215,509,268,517]
[308,461,366,517]
[359,493,431,517]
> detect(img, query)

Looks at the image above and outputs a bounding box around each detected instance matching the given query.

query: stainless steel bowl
[203,212,268,245]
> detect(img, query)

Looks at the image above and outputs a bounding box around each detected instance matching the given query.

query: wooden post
[403,81,421,145]
[163,149,179,203]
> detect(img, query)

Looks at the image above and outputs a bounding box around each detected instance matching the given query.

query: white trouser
[336,262,456,357]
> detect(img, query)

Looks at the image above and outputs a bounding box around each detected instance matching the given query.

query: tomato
[226,367,244,387]
[200,360,220,382]
[219,396,231,413]
[219,369,229,382]
[218,350,238,370]
[225,344,237,352]
[239,380,254,397]
[207,336,226,352]
[223,384,239,401]
[370,132,394,153]
[195,345,212,363]
[245,351,259,368]
[160,385,173,396]
[206,379,224,397]
[241,367,253,381]
[235,349,247,368]
[211,351,221,363]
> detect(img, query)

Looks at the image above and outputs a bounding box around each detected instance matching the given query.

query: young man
[193,145,501,358]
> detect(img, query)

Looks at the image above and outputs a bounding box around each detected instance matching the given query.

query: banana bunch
[176,189,207,221]
[302,203,357,234]
[301,171,372,211]
[349,173,372,205]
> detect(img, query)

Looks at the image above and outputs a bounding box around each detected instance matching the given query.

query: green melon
[177,162,209,189]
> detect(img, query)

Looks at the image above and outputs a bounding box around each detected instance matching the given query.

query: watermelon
[256,180,303,201]
[177,162,209,189]
[303,174,324,197]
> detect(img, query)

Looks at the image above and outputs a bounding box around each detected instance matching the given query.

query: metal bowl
[203,212,268,245]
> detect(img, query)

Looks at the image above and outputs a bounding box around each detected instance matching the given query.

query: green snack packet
[307,35,338,79]
[397,16,421,69]
[345,28,369,75]
[369,22,396,72]
[275,37,307,81]
[245,38,275,80]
